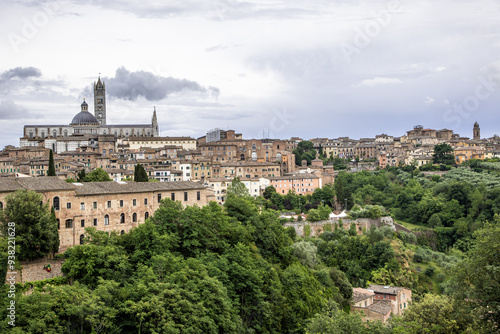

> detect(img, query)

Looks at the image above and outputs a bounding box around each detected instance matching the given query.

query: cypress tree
[48,149,56,176]
[134,164,149,182]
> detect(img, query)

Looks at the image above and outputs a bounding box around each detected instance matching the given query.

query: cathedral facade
[20,77,159,153]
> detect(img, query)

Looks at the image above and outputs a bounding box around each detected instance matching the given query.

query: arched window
[145,212,149,220]
[41,131,45,139]
[104,214,109,225]
[132,213,137,222]
[29,132,33,138]
[80,234,85,245]
[65,219,73,228]
[64,130,68,137]
[240,153,245,161]
[52,143,56,152]
[121,230,125,235]
[52,130,57,137]
[120,213,125,224]
[53,197,60,210]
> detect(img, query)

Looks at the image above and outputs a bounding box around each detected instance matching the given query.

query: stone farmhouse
[351,285,412,322]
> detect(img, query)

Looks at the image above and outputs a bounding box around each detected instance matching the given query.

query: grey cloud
[0,100,41,120]
[84,67,217,102]
[70,0,325,20]
[0,67,41,80]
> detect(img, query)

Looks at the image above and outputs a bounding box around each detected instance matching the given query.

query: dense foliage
[1,167,499,333]
[0,189,59,260]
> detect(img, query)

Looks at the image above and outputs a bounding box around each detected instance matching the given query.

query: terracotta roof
[128,136,195,141]
[367,300,393,315]
[352,288,375,303]
[0,177,76,192]
[15,177,76,191]
[368,285,404,295]
[269,173,318,180]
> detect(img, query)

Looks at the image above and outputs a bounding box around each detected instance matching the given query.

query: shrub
[424,266,435,277]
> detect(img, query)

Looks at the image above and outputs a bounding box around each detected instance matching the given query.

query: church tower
[473,122,480,141]
[94,76,106,125]
[152,106,159,136]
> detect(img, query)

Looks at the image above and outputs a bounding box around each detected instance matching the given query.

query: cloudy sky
[1,0,500,148]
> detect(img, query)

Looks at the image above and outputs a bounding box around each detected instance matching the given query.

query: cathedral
[20,77,159,153]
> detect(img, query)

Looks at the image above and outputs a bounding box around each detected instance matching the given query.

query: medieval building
[19,77,160,153]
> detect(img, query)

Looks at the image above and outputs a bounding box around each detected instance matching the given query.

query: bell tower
[473,122,480,141]
[152,106,159,136]
[94,76,106,125]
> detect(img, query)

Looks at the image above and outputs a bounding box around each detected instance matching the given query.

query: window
[66,203,71,209]
[107,201,112,208]
[104,215,109,225]
[50,197,60,211]
[184,192,188,201]
[121,230,125,235]
[93,202,97,209]
[80,219,85,227]
[144,198,148,205]
[133,199,136,206]
[80,234,85,245]
[93,218,97,226]
[132,213,137,222]
[157,193,162,203]
[65,219,73,228]
[80,203,85,210]
[171,193,175,201]
[119,200,124,207]
[120,213,125,224]
[197,191,200,201]
[145,212,149,220]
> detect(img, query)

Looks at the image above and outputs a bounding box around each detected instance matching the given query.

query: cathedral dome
[70,111,99,126]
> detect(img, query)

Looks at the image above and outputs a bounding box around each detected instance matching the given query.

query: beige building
[351,285,412,322]
[0,177,212,252]
[125,137,197,151]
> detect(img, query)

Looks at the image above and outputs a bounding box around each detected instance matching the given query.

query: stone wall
[9,258,64,285]
[394,222,413,234]
[284,216,396,238]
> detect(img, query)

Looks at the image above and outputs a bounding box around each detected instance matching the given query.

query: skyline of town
[2,0,500,149]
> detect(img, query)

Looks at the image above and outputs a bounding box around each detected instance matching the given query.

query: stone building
[351,285,412,322]
[20,77,160,153]
[269,173,321,195]
[0,177,212,252]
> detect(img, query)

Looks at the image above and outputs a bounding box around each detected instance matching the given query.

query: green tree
[291,241,317,268]
[307,301,389,334]
[393,294,475,334]
[433,143,455,165]
[134,164,148,182]
[0,189,59,260]
[84,168,112,182]
[47,149,56,176]
[77,168,86,182]
[263,185,277,199]
[447,220,500,331]
[281,262,326,332]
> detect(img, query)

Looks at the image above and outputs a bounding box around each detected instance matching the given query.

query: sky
[1,0,500,148]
